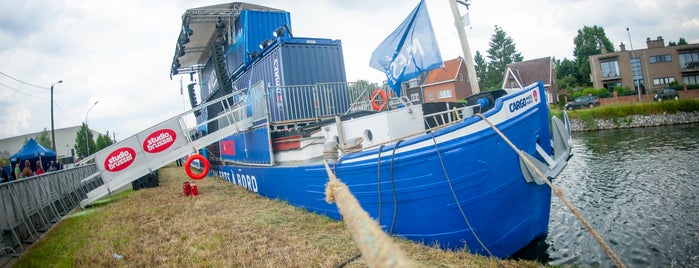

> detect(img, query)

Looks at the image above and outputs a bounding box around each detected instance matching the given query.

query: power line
[0,81,47,99]
[0,71,49,90]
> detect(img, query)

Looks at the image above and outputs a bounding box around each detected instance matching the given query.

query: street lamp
[627,27,641,102]
[50,80,63,152]
[85,100,99,156]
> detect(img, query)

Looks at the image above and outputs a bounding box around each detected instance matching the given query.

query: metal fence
[0,164,102,254]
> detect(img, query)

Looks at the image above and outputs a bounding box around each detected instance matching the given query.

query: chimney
[646,36,665,49]
[619,42,626,51]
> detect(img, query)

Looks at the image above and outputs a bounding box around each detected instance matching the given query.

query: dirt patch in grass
[15,163,540,267]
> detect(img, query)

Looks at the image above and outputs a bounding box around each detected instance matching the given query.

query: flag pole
[449,0,480,94]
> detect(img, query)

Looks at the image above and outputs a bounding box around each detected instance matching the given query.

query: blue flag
[369,0,443,94]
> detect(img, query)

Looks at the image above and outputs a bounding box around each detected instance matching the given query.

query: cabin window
[437,89,452,99]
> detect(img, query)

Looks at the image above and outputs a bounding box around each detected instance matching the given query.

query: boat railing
[423,104,481,131]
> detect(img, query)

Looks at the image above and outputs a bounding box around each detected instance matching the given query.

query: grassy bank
[553,99,699,120]
[14,164,540,267]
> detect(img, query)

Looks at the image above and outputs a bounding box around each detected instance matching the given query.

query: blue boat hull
[211,83,554,258]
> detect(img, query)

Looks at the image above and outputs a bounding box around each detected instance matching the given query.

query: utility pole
[449,0,480,95]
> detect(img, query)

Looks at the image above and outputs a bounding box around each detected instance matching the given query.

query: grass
[561,99,699,120]
[13,164,541,267]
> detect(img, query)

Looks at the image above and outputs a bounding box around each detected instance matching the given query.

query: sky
[1,0,697,141]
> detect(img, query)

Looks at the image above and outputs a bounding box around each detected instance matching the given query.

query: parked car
[654,88,679,102]
[565,96,600,110]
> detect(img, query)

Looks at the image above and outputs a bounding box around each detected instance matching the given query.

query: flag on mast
[369,0,443,94]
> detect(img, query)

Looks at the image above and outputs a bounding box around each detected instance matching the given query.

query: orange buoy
[184,154,210,180]
[371,89,387,111]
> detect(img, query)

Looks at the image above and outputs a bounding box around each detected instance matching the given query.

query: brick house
[419,57,474,103]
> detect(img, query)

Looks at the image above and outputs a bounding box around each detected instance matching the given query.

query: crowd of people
[1,159,63,183]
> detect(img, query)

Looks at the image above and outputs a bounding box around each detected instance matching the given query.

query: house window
[428,92,434,100]
[683,75,699,85]
[410,93,419,102]
[600,61,620,78]
[679,52,699,69]
[508,79,516,88]
[437,89,452,99]
[408,79,419,88]
[649,54,672,63]
[458,73,464,81]
[653,76,675,86]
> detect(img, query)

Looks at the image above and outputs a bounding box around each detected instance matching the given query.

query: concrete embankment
[570,111,699,132]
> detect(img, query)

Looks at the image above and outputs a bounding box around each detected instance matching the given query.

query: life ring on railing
[371,89,387,111]
[184,154,210,180]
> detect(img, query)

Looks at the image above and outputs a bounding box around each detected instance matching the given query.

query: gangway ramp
[79,91,252,207]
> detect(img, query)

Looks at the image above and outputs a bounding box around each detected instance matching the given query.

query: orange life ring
[184,154,210,180]
[371,89,387,111]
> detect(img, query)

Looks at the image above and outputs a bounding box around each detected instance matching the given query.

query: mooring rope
[428,131,503,266]
[323,160,415,268]
[475,113,626,268]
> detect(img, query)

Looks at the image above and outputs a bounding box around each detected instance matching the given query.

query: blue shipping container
[226,10,291,77]
[231,37,348,123]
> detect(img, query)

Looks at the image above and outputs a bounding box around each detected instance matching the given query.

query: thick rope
[323,160,415,268]
[475,114,626,268]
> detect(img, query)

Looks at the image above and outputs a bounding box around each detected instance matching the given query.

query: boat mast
[448,0,480,94]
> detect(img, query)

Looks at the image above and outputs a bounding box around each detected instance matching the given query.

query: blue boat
[165,2,574,258]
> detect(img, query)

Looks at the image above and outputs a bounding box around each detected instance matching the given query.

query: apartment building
[589,36,699,93]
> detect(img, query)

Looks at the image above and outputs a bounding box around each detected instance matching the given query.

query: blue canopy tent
[10,138,57,172]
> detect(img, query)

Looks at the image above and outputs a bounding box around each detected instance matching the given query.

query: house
[588,36,699,94]
[502,57,558,104]
[419,56,474,103]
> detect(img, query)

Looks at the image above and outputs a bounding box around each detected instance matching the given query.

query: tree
[474,51,488,90]
[96,131,114,151]
[482,25,523,90]
[555,57,581,90]
[74,123,96,158]
[35,128,52,149]
[573,25,614,86]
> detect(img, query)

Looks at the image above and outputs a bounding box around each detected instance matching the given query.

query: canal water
[522,123,699,267]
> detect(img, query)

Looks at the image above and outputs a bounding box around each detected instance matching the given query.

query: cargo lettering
[214,169,258,193]
[509,93,535,113]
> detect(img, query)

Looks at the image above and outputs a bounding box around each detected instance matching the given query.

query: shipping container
[231,37,349,123]
[225,10,291,77]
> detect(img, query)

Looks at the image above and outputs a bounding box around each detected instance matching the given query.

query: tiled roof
[505,57,552,87]
[424,57,462,85]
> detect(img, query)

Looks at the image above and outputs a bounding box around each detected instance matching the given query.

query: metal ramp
[79,91,252,207]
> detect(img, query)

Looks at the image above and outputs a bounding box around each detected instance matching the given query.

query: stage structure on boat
[78,1,572,259]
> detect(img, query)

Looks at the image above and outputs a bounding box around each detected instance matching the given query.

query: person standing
[21,160,33,178]
[35,160,45,176]
[14,162,21,179]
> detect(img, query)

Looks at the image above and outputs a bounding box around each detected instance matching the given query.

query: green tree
[474,51,488,90]
[483,25,523,90]
[35,128,52,149]
[96,131,114,151]
[74,123,96,158]
[573,25,614,86]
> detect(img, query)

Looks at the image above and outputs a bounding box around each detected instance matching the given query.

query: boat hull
[211,83,554,258]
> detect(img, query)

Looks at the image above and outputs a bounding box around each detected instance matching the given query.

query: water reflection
[521,123,699,267]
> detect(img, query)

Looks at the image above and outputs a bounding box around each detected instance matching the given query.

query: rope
[388,140,402,235]
[324,160,415,268]
[428,132,502,266]
[475,114,626,268]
